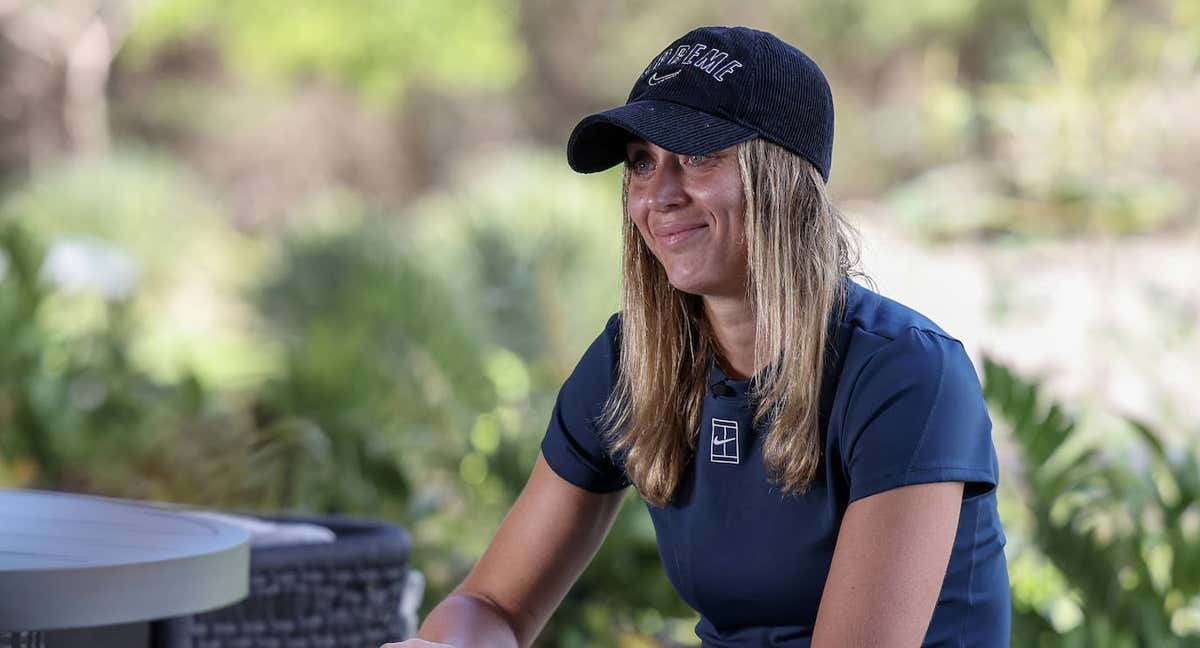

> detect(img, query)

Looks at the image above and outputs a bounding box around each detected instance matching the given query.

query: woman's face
[624,138,747,299]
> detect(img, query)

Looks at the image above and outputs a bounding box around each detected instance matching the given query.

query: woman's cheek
[639,230,661,261]
[629,212,655,251]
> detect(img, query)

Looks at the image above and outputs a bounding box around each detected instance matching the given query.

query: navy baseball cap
[566,26,835,182]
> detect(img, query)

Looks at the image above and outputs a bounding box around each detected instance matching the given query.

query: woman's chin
[665,266,745,299]
[665,272,711,296]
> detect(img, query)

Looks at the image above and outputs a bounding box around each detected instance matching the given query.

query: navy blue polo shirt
[540,277,1010,646]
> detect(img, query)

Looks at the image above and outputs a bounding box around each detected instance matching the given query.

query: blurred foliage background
[0,0,1198,646]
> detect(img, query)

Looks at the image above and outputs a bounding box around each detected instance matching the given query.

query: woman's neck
[702,295,758,381]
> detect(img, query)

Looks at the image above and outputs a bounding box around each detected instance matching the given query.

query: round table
[0,489,249,643]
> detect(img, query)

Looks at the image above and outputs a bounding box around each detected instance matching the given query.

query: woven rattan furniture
[0,633,43,648]
[158,514,412,648]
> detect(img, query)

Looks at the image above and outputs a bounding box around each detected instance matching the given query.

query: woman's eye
[687,154,709,165]
[628,158,652,174]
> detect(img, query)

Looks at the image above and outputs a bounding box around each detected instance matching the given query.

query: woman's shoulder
[836,278,981,392]
[842,277,962,348]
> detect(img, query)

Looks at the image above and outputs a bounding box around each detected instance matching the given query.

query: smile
[657,224,707,249]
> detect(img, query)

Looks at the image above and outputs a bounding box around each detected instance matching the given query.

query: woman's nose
[646,158,688,212]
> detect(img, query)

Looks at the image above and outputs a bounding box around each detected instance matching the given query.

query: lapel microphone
[710,378,736,398]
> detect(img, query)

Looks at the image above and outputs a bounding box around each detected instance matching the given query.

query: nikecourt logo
[647,70,681,85]
[711,418,739,464]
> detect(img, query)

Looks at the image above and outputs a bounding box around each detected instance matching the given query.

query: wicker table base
[159,514,412,648]
[0,632,44,648]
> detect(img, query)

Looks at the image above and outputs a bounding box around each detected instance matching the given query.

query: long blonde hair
[599,137,867,508]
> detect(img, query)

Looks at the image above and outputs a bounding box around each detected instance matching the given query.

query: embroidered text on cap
[640,43,745,83]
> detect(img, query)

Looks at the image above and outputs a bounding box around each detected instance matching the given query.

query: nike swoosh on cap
[647,70,681,85]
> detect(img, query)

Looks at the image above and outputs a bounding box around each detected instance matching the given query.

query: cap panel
[626,27,755,126]
[740,32,835,180]
[735,29,765,138]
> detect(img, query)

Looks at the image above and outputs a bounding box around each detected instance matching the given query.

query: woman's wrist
[414,592,521,648]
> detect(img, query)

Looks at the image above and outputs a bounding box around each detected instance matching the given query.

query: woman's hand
[380,641,454,648]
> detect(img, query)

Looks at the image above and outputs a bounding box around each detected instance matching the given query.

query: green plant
[983,354,1200,647]
[0,221,165,491]
[249,219,497,516]
[0,220,268,502]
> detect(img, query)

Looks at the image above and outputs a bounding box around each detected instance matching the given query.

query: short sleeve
[840,327,999,504]
[539,313,631,493]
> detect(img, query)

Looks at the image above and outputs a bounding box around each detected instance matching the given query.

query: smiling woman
[623,141,747,299]
[383,25,1010,648]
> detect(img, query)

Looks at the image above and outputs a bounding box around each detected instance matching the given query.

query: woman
[386,25,1009,648]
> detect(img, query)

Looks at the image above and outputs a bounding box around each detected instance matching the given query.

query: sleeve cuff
[540,435,630,494]
[848,466,997,505]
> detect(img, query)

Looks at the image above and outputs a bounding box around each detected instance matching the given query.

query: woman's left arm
[811,481,964,648]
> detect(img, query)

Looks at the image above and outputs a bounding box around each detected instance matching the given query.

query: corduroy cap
[566,26,835,182]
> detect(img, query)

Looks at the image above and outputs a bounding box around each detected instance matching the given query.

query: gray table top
[0,489,249,631]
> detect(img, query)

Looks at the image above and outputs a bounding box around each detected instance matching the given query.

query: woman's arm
[383,451,627,648]
[810,481,963,648]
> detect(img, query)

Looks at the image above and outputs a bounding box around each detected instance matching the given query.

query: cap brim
[566,100,757,173]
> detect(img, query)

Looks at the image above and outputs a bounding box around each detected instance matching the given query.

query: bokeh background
[1,1,1198,646]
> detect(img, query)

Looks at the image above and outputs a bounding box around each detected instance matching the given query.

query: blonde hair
[599,137,868,508]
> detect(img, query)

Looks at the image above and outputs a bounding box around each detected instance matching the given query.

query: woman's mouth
[655,223,708,250]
